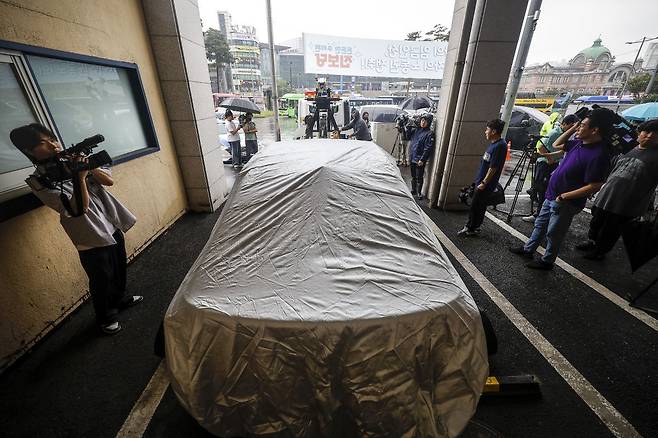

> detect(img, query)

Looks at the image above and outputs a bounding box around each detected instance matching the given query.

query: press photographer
[458,119,507,236]
[576,118,658,260]
[10,123,140,335]
[510,108,614,270]
[405,113,434,200]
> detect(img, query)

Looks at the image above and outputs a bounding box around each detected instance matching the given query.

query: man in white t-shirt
[224,110,242,167]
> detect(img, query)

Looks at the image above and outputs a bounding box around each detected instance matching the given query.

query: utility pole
[645,57,658,96]
[501,0,542,139]
[266,0,281,141]
[615,37,650,111]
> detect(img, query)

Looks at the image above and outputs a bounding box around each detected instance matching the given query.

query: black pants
[466,189,492,231]
[534,161,558,209]
[588,206,633,255]
[410,162,425,195]
[78,230,127,325]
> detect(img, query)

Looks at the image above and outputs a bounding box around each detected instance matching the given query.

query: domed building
[519,37,644,96]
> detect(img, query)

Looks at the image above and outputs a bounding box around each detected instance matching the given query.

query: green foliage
[640,93,658,103]
[423,24,450,42]
[405,31,422,41]
[277,79,293,95]
[406,24,450,42]
[204,28,233,66]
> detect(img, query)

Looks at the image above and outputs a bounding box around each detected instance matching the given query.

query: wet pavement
[1,123,656,437]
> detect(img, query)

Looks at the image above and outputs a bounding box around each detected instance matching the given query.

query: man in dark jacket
[407,114,434,200]
[341,109,371,141]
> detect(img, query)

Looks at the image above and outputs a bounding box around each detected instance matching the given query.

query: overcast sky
[198,0,657,65]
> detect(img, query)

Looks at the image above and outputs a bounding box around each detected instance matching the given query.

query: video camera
[573,105,637,155]
[458,184,475,205]
[37,134,112,183]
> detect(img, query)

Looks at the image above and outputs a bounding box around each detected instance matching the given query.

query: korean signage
[303,33,447,79]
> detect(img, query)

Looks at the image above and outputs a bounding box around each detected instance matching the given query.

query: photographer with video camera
[341,108,371,141]
[523,114,580,223]
[10,123,140,335]
[576,118,658,260]
[310,78,339,136]
[406,114,434,200]
[509,108,614,270]
[458,119,507,236]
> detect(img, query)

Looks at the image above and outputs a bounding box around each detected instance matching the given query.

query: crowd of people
[460,109,658,271]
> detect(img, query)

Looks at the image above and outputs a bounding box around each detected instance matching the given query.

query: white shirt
[225,119,240,142]
[27,167,136,250]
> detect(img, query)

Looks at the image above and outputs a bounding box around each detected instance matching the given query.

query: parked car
[504,105,549,150]
[164,139,488,437]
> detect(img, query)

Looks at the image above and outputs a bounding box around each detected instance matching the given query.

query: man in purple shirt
[509,108,614,269]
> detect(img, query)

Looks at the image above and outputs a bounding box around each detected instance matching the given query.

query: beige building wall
[0,0,188,370]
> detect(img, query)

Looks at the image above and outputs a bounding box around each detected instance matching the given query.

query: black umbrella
[399,96,433,111]
[218,97,261,114]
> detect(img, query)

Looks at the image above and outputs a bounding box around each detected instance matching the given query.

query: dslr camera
[37,134,112,183]
[458,184,475,205]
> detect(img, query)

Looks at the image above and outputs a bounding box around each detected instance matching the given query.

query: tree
[204,28,233,93]
[422,24,450,42]
[277,79,293,96]
[405,31,422,41]
[627,73,658,99]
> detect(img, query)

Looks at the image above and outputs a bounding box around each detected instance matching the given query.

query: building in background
[519,37,646,96]
[644,41,658,71]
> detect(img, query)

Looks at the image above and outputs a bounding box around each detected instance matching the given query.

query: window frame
[0,39,160,221]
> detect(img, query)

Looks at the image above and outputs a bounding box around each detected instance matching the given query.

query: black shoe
[575,240,595,251]
[119,295,143,310]
[411,190,418,196]
[525,260,553,270]
[509,246,534,259]
[457,226,477,237]
[100,321,122,335]
[583,251,605,260]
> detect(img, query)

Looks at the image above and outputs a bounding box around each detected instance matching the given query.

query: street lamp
[616,35,658,110]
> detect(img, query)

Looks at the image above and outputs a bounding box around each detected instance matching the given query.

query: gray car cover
[165,139,488,437]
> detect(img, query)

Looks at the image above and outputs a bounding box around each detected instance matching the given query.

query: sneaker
[575,240,596,251]
[457,226,477,237]
[509,246,534,259]
[100,321,122,335]
[119,295,143,310]
[525,260,553,270]
[521,215,536,223]
[583,251,605,260]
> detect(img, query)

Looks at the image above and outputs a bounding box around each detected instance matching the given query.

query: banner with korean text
[302,33,447,79]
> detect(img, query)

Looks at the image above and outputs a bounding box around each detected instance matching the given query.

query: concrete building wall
[0,0,188,370]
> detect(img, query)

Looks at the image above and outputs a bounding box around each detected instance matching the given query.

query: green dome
[577,37,611,61]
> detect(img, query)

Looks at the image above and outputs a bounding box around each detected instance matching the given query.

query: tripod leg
[506,151,530,223]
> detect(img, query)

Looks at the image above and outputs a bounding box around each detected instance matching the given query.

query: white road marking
[484,211,658,332]
[115,360,170,438]
[422,213,642,438]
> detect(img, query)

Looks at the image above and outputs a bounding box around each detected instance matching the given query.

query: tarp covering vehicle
[165,140,489,437]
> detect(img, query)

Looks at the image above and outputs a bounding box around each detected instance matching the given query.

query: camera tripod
[390,130,408,166]
[495,137,542,223]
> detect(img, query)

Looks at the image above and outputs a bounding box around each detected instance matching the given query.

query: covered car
[164,140,489,437]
